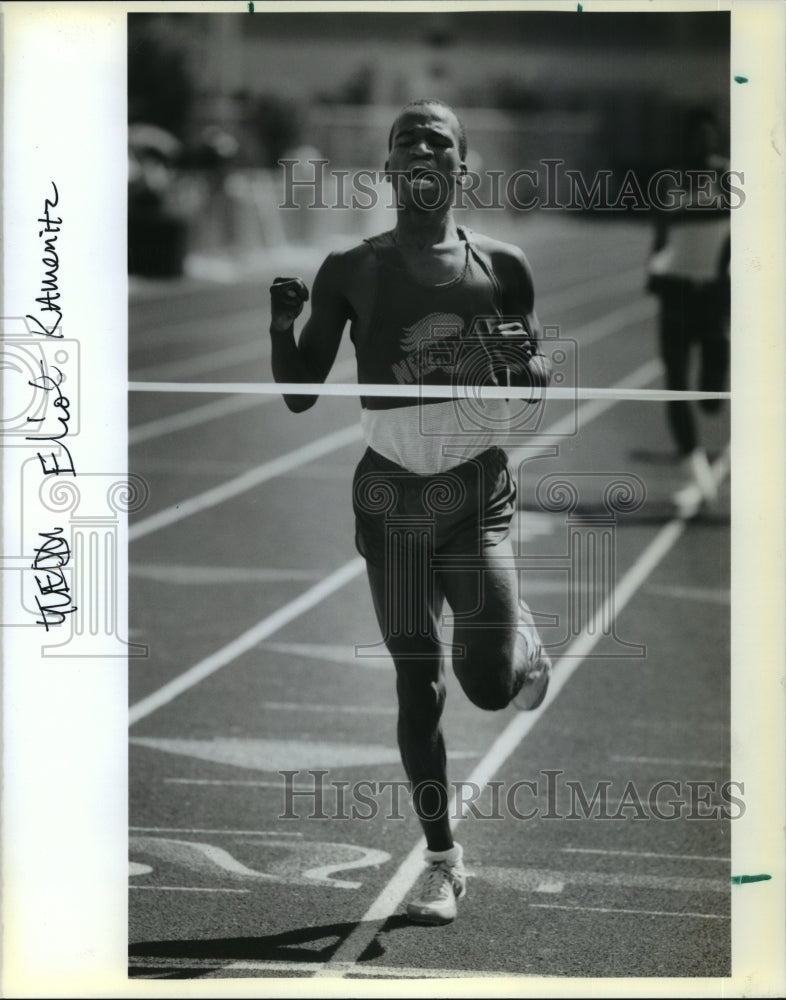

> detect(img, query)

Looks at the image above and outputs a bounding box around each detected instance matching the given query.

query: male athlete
[269,100,552,924]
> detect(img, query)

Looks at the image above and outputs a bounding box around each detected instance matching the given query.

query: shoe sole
[405,884,466,925]
[405,905,457,925]
[513,659,551,710]
[514,598,552,710]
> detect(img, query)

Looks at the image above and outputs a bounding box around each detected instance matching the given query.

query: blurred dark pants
[654,279,730,455]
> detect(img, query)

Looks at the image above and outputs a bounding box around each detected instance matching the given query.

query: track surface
[128,215,732,983]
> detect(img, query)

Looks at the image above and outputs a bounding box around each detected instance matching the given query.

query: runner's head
[388,99,468,160]
[385,99,467,212]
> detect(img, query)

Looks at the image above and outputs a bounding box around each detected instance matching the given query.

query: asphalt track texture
[128,215,732,983]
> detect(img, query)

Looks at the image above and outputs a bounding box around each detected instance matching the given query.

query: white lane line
[128,423,363,542]
[129,827,302,836]
[131,307,265,353]
[525,902,729,921]
[612,755,728,769]
[129,564,323,584]
[162,779,314,788]
[472,864,726,895]
[129,395,265,445]
[129,356,358,444]
[259,700,396,715]
[576,296,657,347]
[131,339,264,381]
[501,578,729,605]
[128,557,365,725]
[630,718,728,734]
[314,448,729,978]
[130,735,477,770]
[127,956,538,978]
[131,457,258,476]
[129,885,250,894]
[540,265,646,315]
[562,848,728,863]
[262,642,393,670]
[284,464,359,482]
[160,778,379,789]
[643,583,730,605]
[262,701,398,715]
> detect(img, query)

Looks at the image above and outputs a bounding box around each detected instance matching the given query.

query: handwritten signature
[31,528,76,631]
[26,181,62,338]
[25,361,76,476]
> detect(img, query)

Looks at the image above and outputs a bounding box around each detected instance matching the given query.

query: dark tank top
[352,227,506,410]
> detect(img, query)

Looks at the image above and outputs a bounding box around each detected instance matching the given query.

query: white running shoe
[673,448,717,517]
[687,448,717,503]
[512,598,552,711]
[406,845,467,925]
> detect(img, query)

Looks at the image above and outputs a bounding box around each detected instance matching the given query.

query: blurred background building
[127,10,730,278]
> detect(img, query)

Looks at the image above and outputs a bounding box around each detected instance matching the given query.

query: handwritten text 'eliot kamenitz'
[24,182,77,629]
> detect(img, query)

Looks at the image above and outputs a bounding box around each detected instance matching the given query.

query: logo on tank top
[392,312,464,385]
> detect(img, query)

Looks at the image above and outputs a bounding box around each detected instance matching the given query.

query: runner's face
[387,106,465,211]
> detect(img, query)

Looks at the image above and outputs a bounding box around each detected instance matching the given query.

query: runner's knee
[460,679,511,712]
[453,646,513,712]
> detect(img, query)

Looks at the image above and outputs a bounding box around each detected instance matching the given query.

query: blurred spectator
[646,107,730,513]
[128,124,189,278]
[187,125,241,170]
[189,125,242,255]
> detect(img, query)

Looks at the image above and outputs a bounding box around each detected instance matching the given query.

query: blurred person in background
[646,107,731,514]
[268,99,552,925]
[128,123,187,278]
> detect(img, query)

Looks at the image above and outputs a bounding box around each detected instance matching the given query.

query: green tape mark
[577,2,583,10]
[734,75,748,84]
[248,1,254,11]
[730,873,771,885]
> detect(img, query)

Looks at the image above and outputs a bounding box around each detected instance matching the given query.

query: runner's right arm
[269,252,351,412]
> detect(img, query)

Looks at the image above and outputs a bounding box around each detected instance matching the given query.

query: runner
[269,99,552,924]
